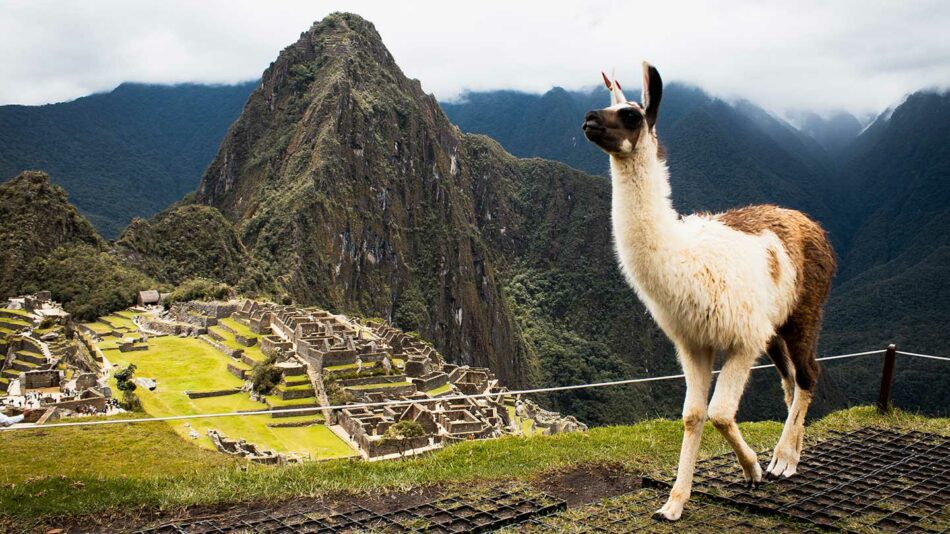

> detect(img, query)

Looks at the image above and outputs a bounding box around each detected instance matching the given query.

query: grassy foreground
[0,407,947,525]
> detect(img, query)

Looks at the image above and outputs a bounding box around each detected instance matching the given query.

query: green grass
[207,327,245,351]
[279,383,315,392]
[425,384,453,396]
[218,317,257,340]
[0,308,32,318]
[81,321,114,335]
[106,335,353,461]
[203,322,266,363]
[346,381,412,390]
[264,395,319,408]
[0,317,31,328]
[324,362,362,372]
[0,407,945,525]
[100,313,137,331]
[282,376,311,387]
[0,415,235,486]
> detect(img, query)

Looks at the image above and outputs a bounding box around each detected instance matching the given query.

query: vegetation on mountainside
[163,278,232,307]
[195,13,536,389]
[0,171,104,299]
[21,243,156,321]
[0,82,256,237]
[0,407,945,525]
[116,204,257,288]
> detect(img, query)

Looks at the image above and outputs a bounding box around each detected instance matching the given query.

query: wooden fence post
[877,344,897,414]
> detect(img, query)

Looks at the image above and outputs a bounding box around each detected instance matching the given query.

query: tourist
[0,408,32,427]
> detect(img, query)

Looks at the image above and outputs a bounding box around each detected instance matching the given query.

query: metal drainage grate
[137,485,565,533]
[511,487,812,533]
[645,427,950,532]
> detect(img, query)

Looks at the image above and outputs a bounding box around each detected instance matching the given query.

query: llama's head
[582,62,663,158]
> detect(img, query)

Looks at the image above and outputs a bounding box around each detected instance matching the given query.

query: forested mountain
[0,171,156,319]
[786,110,863,158]
[0,82,255,237]
[818,92,950,411]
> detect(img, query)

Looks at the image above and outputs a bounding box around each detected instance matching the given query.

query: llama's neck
[609,151,681,257]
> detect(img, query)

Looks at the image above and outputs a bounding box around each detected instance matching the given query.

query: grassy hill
[0,406,945,530]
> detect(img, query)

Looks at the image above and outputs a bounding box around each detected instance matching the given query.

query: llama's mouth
[582,121,603,131]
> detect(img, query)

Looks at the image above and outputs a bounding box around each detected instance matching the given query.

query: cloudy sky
[2,0,948,115]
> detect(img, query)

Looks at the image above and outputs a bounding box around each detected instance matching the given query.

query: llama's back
[715,204,837,306]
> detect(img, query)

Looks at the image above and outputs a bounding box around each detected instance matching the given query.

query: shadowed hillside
[0,82,256,237]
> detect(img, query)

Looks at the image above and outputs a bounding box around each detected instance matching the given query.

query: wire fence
[6,346,945,432]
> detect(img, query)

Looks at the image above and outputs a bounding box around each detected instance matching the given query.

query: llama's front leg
[767,385,812,478]
[708,349,763,487]
[655,347,713,521]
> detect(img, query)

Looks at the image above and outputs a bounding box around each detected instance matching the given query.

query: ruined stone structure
[1,294,113,419]
[207,429,296,464]
[21,369,62,389]
[516,399,589,435]
[222,300,531,457]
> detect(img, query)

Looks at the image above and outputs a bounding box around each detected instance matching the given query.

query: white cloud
[1,0,948,114]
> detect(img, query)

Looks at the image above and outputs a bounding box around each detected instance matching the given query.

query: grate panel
[645,427,950,533]
[136,485,565,533]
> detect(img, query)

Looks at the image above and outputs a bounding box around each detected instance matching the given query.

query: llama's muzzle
[583,111,605,135]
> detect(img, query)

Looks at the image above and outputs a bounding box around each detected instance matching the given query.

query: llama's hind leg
[655,346,713,521]
[766,336,796,410]
[768,385,812,477]
[708,348,763,487]
[767,319,820,478]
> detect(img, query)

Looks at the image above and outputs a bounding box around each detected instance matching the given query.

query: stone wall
[337,375,408,387]
[411,371,449,391]
[185,388,242,399]
[199,335,244,359]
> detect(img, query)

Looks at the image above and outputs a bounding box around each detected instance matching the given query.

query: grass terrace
[0,316,31,328]
[217,317,257,340]
[104,334,354,461]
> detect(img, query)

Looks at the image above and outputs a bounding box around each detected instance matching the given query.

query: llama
[582,63,836,521]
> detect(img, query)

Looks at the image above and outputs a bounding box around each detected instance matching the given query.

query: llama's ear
[603,68,627,105]
[641,61,663,129]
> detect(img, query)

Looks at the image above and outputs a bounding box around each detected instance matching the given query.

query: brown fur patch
[767,248,781,283]
[717,205,837,391]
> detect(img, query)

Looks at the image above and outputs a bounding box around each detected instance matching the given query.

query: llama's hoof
[653,502,683,521]
[742,460,763,487]
[766,448,799,478]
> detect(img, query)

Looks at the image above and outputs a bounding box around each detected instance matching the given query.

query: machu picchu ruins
[1,293,116,424]
[2,292,586,462]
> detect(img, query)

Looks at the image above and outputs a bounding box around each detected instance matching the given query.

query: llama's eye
[618,108,642,128]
